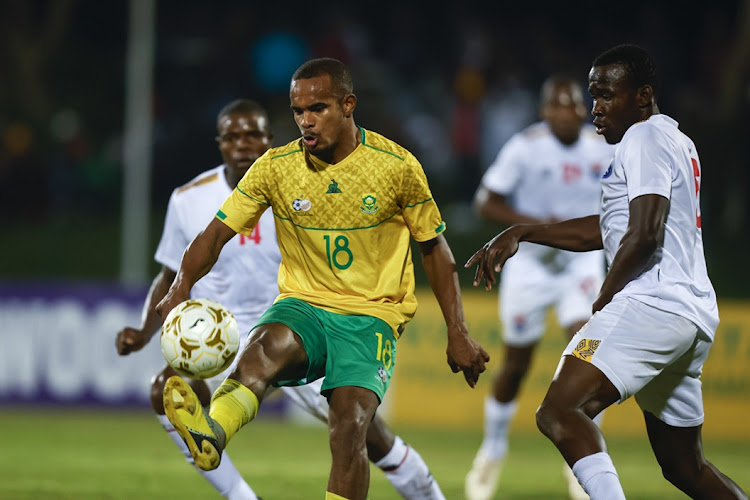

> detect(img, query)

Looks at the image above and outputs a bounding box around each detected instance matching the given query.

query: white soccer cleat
[563,462,589,500]
[465,450,504,500]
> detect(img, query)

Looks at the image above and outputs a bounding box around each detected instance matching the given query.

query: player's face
[290,75,354,160]
[216,112,272,177]
[588,63,643,144]
[541,83,587,145]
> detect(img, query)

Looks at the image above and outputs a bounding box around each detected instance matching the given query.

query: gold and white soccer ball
[160,298,240,379]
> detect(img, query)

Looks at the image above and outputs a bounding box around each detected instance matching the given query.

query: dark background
[1,0,748,296]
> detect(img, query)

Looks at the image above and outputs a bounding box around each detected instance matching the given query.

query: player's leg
[535,355,623,500]
[558,268,603,500]
[163,321,309,470]
[644,413,747,499]
[367,415,446,500]
[150,366,259,500]
[281,382,446,499]
[327,385,380,500]
[466,264,551,500]
[538,298,710,499]
[635,334,747,499]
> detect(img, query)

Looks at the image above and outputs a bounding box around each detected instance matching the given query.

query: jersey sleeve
[480,134,524,195]
[398,153,446,242]
[621,125,672,201]
[154,190,188,271]
[216,153,271,236]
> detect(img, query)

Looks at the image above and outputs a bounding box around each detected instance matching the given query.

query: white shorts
[500,251,603,347]
[561,296,712,427]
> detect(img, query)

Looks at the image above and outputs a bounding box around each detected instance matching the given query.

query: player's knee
[535,400,564,441]
[330,417,368,462]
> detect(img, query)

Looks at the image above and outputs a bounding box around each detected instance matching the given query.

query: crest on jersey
[292,198,311,211]
[361,194,378,214]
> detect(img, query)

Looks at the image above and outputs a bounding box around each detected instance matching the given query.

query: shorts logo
[572,338,601,362]
[376,366,387,384]
[513,314,526,333]
[361,194,378,214]
[292,198,311,211]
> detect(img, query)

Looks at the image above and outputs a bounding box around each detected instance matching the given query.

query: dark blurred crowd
[1,1,748,292]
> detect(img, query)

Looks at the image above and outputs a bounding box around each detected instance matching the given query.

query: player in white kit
[115,99,446,500]
[465,76,614,500]
[466,45,747,499]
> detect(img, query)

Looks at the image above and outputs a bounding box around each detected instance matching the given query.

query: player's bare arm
[592,194,668,313]
[474,187,547,226]
[156,218,237,318]
[419,234,490,388]
[116,265,177,355]
[465,214,602,291]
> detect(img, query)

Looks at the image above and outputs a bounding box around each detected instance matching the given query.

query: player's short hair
[592,44,659,96]
[540,74,582,106]
[292,58,354,99]
[217,99,268,127]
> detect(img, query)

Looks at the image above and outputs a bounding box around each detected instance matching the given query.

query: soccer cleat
[563,462,589,500]
[464,450,504,500]
[163,375,226,471]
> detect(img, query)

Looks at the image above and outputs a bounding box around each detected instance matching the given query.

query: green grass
[0,408,747,499]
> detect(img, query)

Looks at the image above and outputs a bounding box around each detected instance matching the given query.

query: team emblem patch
[377,366,387,384]
[361,194,378,214]
[292,198,311,211]
[572,339,601,362]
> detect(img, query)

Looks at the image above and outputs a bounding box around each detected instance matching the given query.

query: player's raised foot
[163,375,226,471]
[465,450,503,500]
[563,462,589,500]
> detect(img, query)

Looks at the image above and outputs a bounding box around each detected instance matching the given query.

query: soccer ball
[160,298,241,379]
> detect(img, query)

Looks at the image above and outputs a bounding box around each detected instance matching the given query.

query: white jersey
[482,122,614,265]
[155,165,281,334]
[600,114,719,339]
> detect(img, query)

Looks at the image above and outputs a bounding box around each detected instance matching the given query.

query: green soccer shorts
[253,297,397,402]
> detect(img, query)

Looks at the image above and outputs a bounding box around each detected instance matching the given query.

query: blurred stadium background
[0,1,748,498]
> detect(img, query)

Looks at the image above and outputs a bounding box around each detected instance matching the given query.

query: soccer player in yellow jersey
[158,58,490,500]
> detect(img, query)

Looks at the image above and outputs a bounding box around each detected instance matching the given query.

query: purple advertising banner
[0,282,286,416]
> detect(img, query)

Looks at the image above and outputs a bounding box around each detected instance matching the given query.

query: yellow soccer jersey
[217,127,445,335]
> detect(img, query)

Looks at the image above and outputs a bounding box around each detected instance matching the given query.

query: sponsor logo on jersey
[326,179,342,193]
[602,162,613,179]
[292,198,312,211]
[361,194,378,214]
[572,338,601,362]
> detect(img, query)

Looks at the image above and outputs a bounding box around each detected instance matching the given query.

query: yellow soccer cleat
[464,450,504,500]
[163,375,226,471]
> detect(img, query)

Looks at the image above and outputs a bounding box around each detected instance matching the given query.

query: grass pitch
[0,408,747,499]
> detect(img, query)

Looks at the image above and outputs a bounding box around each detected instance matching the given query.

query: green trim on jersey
[360,127,405,161]
[404,197,434,208]
[435,221,446,234]
[272,210,400,231]
[217,210,227,220]
[271,148,303,160]
[237,187,271,205]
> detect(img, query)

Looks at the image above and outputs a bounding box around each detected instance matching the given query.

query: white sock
[375,435,446,500]
[157,414,259,500]
[478,397,517,460]
[571,452,625,500]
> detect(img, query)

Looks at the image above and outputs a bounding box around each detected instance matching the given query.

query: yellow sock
[325,492,349,500]
[208,379,259,443]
